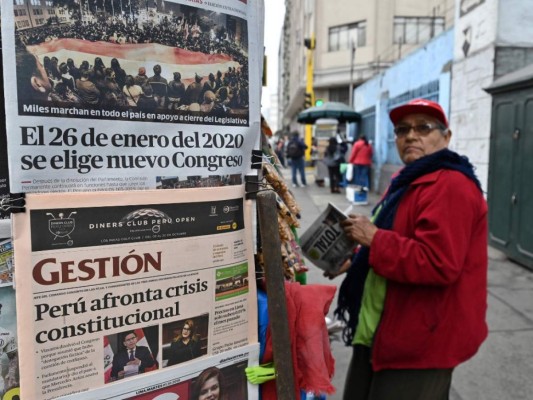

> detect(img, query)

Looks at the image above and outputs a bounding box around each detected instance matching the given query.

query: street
[286,168,533,400]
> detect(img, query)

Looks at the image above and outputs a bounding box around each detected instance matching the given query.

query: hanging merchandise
[256,120,308,281]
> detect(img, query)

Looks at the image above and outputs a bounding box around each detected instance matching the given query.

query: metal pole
[349,42,356,108]
[257,191,296,400]
[304,33,315,161]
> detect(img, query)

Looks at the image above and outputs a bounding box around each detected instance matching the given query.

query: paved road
[285,167,533,400]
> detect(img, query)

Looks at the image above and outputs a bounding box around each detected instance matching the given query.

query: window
[393,16,444,44]
[329,21,366,52]
[30,0,41,5]
[14,9,27,16]
[328,87,349,105]
[33,8,43,15]
[13,0,25,5]
[16,20,30,28]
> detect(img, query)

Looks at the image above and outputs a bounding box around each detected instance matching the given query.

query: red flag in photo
[27,39,240,86]
[103,336,114,384]
[134,328,158,372]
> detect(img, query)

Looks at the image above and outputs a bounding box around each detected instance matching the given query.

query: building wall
[450,0,498,193]
[497,0,533,46]
[13,0,73,30]
[313,0,454,89]
[280,0,455,130]
[353,29,454,192]
[450,0,533,193]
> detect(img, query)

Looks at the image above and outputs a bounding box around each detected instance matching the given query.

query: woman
[200,90,216,112]
[110,58,127,89]
[349,135,373,189]
[123,75,143,107]
[323,137,346,193]
[101,68,127,107]
[90,57,106,89]
[192,367,224,400]
[167,319,201,366]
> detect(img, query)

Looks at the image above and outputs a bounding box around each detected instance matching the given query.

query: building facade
[451,0,533,268]
[450,0,533,192]
[13,0,73,30]
[278,0,454,133]
[352,28,454,193]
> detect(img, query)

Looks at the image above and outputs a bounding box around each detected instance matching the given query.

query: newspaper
[0,118,10,230]
[1,0,263,193]
[12,186,258,399]
[58,344,259,400]
[299,203,356,274]
[0,240,20,400]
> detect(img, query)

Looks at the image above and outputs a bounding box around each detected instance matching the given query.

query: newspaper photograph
[12,186,258,399]
[0,241,14,287]
[299,203,355,274]
[1,0,263,193]
[59,344,259,400]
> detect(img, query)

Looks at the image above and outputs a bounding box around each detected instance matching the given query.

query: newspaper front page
[12,186,258,399]
[2,0,263,193]
[299,203,355,274]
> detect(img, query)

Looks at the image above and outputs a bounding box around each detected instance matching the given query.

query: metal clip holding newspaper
[299,204,356,274]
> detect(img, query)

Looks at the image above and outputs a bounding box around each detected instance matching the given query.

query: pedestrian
[349,134,373,189]
[286,132,308,187]
[274,136,286,168]
[323,137,346,193]
[334,98,488,400]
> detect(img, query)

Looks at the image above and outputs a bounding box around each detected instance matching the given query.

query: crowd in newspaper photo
[14,0,250,125]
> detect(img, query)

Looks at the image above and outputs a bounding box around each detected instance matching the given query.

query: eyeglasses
[393,123,442,138]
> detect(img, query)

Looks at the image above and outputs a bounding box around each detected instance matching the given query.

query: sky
[260,0,286,121]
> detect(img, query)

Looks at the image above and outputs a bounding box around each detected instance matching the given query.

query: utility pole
[349,41,356,108]
[430,7,436,38]
[304,33,315,162]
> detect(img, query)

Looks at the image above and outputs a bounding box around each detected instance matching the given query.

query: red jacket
[349,139,373,165]
[369,169,488,371]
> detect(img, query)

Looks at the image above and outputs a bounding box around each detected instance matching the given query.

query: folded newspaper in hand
[300,203,356,273]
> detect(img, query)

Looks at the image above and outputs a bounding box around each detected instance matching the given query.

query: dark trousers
[291,157,306,185]
[343,345,453,400]
[328,166,342,192]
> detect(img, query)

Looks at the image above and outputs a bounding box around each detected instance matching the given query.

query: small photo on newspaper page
[299,203,356,274]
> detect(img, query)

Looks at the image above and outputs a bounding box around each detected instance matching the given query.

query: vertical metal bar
[349,42,356,108]
[257,191,296,400]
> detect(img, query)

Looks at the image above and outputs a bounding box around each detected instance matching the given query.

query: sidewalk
[284,167,533,400]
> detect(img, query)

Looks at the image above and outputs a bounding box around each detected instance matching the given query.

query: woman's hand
[323,257,352,280]
[340,214,378,247]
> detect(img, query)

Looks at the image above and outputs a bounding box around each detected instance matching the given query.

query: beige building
[13,0,73,30]
[279,0,454,132]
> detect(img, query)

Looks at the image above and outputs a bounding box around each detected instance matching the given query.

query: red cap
[389,98,448,127]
